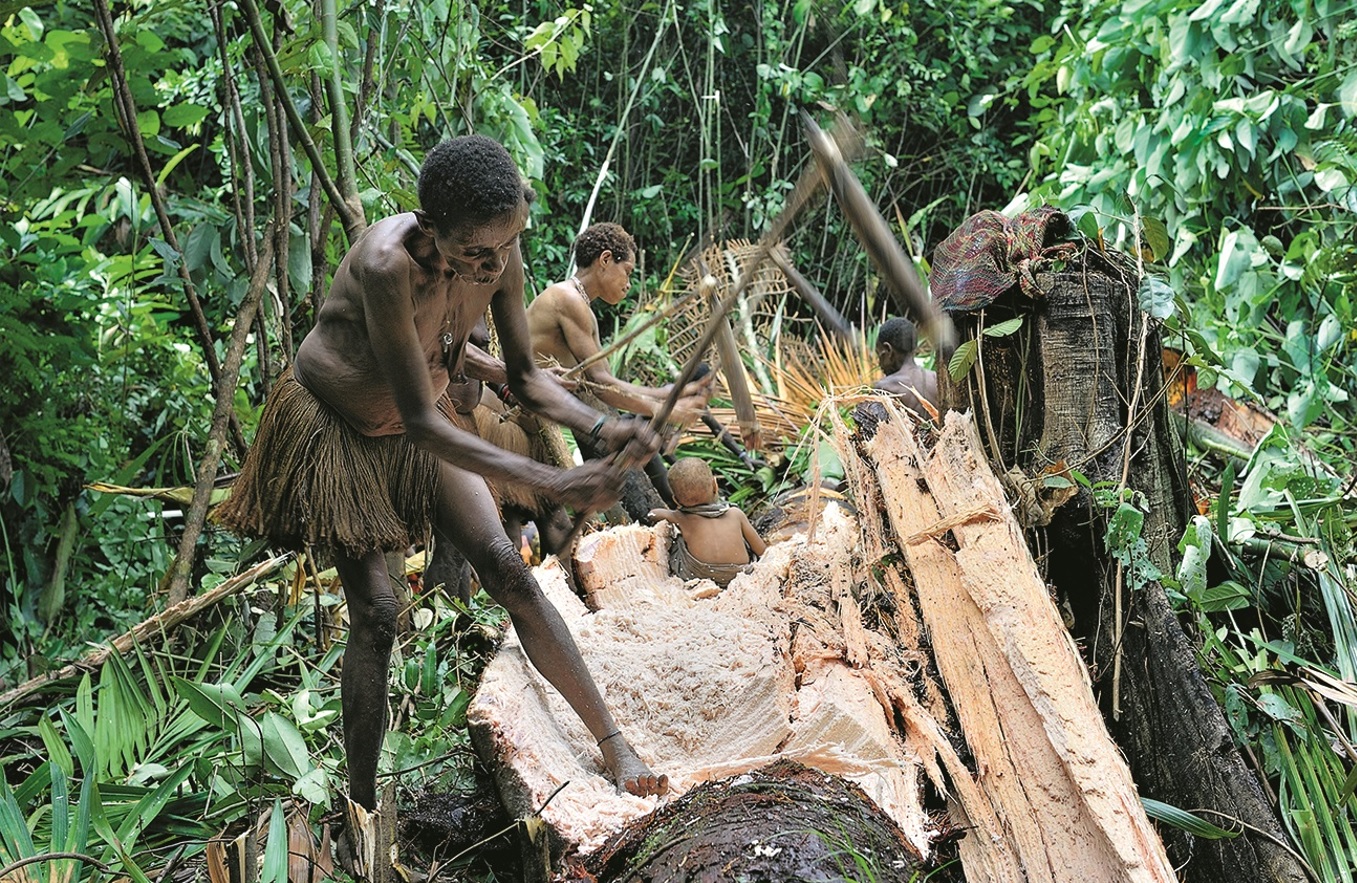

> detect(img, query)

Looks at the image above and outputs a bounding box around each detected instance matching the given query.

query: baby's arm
[737,509,768,557]
[647,508,680,525]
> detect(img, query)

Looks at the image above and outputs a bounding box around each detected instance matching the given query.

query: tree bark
[573,760,928,883]
[939,245,1307,883]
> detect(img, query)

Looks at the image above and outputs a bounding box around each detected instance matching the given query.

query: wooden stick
[802,111,957,356]
[0,554,293,708]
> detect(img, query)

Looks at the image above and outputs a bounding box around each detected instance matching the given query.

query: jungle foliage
[1,0,1354,878]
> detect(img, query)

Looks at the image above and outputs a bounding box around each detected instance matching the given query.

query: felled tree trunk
[466,405,1176,883]
[939,244,1306,883]
[574,760,924,883]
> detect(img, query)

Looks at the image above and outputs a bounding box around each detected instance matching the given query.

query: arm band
[589,414,608,440]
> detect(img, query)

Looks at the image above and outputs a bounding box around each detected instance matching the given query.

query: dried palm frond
[700,329,876,453]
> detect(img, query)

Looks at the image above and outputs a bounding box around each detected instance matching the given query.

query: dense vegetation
[1,0,1353,878]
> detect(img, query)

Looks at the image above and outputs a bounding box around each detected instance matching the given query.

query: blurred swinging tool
[688,360,763,471]
[800,110,957,356]
[558,126,852,551]
[693,257,762,454]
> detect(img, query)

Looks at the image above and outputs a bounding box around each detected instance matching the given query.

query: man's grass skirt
[215,370,464,559]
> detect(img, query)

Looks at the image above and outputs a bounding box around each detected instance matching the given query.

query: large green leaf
[261,711,312,780]
[171,678,248,731]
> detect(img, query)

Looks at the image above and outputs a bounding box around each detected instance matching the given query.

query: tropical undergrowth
[1015,0,1357,875]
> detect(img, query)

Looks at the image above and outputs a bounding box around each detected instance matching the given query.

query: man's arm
[492,265,661,466]
[464,343,507,385]
[551,292,675,416]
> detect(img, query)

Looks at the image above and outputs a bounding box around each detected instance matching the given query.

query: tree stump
[575,759,927,883]
[937,232,1307,883]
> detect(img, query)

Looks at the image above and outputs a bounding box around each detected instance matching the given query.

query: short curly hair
[668,457,717,508]
[878,317,918,355]
[573,222,636,268]
[418,136,533,233]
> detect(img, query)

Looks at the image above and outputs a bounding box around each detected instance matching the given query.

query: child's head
[876,316,918,373]
[669,457,718,507]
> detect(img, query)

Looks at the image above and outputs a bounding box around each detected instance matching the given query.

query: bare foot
[598,733,669,797]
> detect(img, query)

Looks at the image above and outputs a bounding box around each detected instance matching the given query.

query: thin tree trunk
[236,0,365,243]
[166,230,275,604]
[94,0,249,458]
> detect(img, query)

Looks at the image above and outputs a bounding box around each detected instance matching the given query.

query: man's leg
[425,525,473,604]
[434,462,667,797]
[334,549,399,811]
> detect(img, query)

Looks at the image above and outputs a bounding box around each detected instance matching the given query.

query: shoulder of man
[350,215,419,281]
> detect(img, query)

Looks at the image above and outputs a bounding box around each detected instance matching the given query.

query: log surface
[469,404,1176,883]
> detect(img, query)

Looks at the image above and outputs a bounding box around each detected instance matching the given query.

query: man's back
[874,363,937,416]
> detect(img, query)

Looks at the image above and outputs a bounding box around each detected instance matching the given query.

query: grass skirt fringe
[215,370,457,558]
[472,400,572,516]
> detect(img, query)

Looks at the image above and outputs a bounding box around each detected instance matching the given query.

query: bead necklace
[569,274,590,303]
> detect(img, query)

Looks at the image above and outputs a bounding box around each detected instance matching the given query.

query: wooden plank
[861,401,1176,883]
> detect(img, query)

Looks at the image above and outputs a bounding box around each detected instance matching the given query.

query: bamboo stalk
[235,0,365,242]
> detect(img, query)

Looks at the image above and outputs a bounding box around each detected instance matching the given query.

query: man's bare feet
[598,732,669,797]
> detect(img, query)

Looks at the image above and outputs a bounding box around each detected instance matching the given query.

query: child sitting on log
[873,316,938,418]
[648,457,767,588]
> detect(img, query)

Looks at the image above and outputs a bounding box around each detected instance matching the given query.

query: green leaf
[171,678,246,730]
[261,711,311,779]
[292,767,332,806]
[306,42,335,73]
[1176,515,1212,600]
[1106,500,1145,551]
[135,109,159,137]
[1137,276,1176,319]
[58,709,97,776]
[1339,69,1357,119]
[947,339,978,380]
[1141,797,1240,839]
[0,774,38,856]
[38,715,75,779]
[261,799,289,883]
[1198,580,1252,612]
[444,686,472,728]
[982,317,1024,338]
[162,103,209,128]
[1214,229,1257,292]
[19,6,44,40]
[1256,692,1301,725]
[1141,216,1170,261]
[183,223,217,273]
